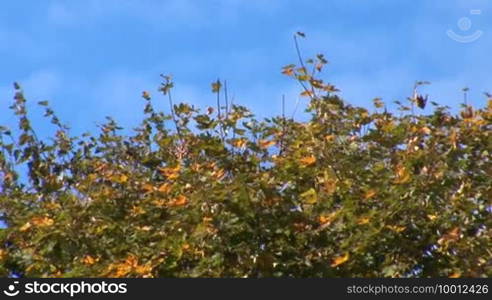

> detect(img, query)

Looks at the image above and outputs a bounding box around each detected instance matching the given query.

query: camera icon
[447,9,483,43]
[3,281,20,297]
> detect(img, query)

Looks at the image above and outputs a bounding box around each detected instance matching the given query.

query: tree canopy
[0,41,491,278]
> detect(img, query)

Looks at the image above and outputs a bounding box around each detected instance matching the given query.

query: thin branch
[293,35,316,99]
[224,80,229,117]
[167,89,182,141]
[279,94,286,156]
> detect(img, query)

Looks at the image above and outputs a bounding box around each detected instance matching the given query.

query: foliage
[0,40,491,278]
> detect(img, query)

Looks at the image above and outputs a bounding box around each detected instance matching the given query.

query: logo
[447,9,483,43]
[3,281,20,297]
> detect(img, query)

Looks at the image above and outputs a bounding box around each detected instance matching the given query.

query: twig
[224,80,229,117]
[293,35,315,100]
[279,94,286,156]
[167,89,182,141]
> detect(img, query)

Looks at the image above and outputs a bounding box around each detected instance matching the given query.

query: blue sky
[1,0,492,136]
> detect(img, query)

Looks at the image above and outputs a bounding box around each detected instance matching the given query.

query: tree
[0,40,491,278]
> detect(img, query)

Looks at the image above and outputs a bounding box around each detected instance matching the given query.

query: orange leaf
[449,271,461,278]
[281,67,294,76]
[157,183,172,193]
[31,216,54,227]
[393,165,410,184]
[168,195,187,207]
[318,212,337,226]
[357,217,370,225]
[20,222,32,232]
[299,155,316,166]
[300,90,313,97]
[232,138,247,149]
[386,225,406,233]
[364,189,377,199]
[259,139,276,149]
[158,165,181,180]
[331,253,349,267]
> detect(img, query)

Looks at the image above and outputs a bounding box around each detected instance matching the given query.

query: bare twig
[293,35,315,100]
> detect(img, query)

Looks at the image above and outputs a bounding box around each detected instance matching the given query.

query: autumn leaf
[300,188,317,204]
[323,179,337,195]
[259,139,276,149]
[281,65,295,76]
[331,253,349,267]
[386,225,406,233]
[449,271,461,278]
[142,91,151,100]
[81,255,99,266]
[318,211,338,226]
[357,217,370,225]
[438,227,461,245]
[300,90,314,97]
[393,165,410,184]
[157,183,172,193]
[141,183,155,193]
[427,214,437,221]
[31,216,54,227]
[158,165,181,180]
[299,155,316,167]
[211,80,222,93]
[168,195,187,207]
[19,222,32,232]
[130,206,145,216]
[232,138,247,149]
[363,189,377,200]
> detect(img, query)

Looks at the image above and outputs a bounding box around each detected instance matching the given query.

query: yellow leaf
[300,188,317,204]
[130,206,145,216]
[158,165,181,180]
[31,216,54,227]
[449,129,458,149]
[357,217,370,225]
[157,183,172,193]
[20,222,32,232]
[318,211,337,226]
[211,168,225,180]
[81,255,99,266]
[300,90,313,97]
[331,253,349,267]
[427,214,437,221]
[259,139,276,149]
[386,225,406,233]
[152,199,167,207]
[299,155,316,167]
[135,264,152,276]
[393,165,410,184]
[211,80,222,93]
[232,138,247,149]
[111,174,128,184]
[364,189,377,199]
